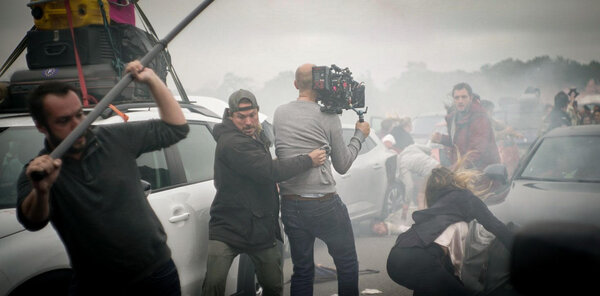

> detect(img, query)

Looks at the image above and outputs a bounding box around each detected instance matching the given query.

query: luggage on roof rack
[26,24,120,69]
[3,64,152,112]
[1,1,173,113]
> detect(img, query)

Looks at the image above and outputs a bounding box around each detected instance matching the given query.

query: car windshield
[520,136,600,182]
[0,127,45,209]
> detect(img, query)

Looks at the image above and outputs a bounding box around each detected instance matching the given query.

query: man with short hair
[17,61,188,295]
[273,63,370,296]
[203,89,326,296]
[431,82,500,170]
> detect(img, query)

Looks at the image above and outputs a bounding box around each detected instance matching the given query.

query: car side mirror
[141,179,152,198]
[510,222,600,295]
[483,163,508,185]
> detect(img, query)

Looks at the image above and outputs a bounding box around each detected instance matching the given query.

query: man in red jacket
[431,83,500,170]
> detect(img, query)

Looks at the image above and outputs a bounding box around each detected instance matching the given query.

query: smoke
[189,56,599,130]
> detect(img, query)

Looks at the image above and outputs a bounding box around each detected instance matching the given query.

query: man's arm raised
[125,61,186,125]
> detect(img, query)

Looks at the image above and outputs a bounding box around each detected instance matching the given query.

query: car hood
[489,179,600,227]
[0,209,24,239]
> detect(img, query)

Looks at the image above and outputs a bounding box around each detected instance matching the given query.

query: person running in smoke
[386,155,514,296]
[431,83,500,170]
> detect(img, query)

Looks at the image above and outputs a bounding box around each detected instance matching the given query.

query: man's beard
[47,128,89,155]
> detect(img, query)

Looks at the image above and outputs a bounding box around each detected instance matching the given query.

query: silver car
[489,124,600,226]
[462,124,600,294]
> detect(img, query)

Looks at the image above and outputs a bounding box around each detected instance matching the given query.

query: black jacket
[393,188,514,250]
[17,120,189,283]
[209,111,313,251]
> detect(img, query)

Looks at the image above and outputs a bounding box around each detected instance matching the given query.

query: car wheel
[9,269,73,296]
[381,182,405,220]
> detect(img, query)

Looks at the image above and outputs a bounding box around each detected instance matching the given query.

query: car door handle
[372,164,383,169]
[169,213,190,223]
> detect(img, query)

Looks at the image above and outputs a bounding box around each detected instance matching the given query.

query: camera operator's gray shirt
[273,100,366,195]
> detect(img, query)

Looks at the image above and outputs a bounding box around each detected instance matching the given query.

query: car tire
[9,269,73,296]
[381,182,405,220]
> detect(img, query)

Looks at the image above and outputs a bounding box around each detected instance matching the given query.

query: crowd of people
[541,82,600,133]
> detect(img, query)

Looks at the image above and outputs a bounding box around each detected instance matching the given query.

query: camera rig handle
[352,106,368,122]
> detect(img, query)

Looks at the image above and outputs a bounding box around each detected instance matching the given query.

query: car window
[137,149,171,190]
[520,136,600,182]
[0,127,44,209]
[342,128,374,155]
[176,123,216,183]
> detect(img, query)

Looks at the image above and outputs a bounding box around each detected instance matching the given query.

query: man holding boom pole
[16,61,188,295]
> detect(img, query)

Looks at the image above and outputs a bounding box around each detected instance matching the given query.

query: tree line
[192,56,600,121]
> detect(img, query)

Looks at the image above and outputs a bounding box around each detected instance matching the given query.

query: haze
[1,0,599,121]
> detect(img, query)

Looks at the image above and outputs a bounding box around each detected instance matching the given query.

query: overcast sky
[1,0,599,91]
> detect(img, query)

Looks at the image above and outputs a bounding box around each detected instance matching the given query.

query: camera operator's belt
[282,192,336,201]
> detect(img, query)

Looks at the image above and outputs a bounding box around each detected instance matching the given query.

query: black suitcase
[5,64,152,112]
[26,25,120,69]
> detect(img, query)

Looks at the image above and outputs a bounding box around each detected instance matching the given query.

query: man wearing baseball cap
[202,89,326,296]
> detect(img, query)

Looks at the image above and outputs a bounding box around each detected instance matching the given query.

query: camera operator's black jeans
[281,194,359,296]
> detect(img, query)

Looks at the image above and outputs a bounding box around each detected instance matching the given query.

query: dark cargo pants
[201,239,283,296]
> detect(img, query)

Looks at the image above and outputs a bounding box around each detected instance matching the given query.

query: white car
[338,125,400,222]
[0,103,257,295]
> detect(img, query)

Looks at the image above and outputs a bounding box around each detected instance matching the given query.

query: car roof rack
[100,102,220,119]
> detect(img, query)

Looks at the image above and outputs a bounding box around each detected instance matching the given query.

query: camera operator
[273,63,370,296]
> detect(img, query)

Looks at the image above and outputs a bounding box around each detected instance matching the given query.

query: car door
[139,122,219,295]
[335,129,389,221]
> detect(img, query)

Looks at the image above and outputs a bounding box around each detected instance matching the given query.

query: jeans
[68,258,181,296]
[281,194,359,296]
[202,240,283,296]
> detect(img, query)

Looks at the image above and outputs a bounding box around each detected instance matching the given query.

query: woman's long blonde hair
[424,151,492,207]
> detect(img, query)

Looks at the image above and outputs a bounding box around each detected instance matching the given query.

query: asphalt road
[282,230,413,296]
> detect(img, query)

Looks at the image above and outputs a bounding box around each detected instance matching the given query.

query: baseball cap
[228,89,259,112]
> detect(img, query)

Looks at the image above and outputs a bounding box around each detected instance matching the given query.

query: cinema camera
[312,64,367,121]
